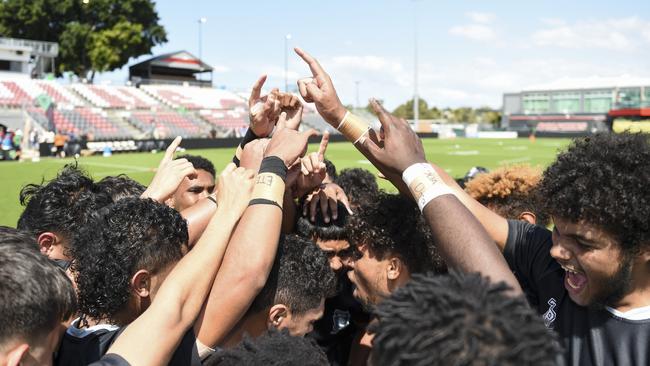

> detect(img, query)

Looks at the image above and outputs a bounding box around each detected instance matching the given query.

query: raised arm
[105,164,254,366]
[294,48,518,291]
[196,115,317,348]
[294,47,509,250]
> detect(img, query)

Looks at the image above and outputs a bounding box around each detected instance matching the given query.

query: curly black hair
[370,271,560,366]
[347,192,447,274]
[335,168,379,207]
[205,329,328,366]
[0,241,76,346]
[97,174,146,202]
[176,154,216,177]
[71,197,188,323]
[324,159,337,181]
[17,164,112,249]
[250,234,337,315]
[538,132,650,254]
[295,201,349,242]
[0,226,39,252]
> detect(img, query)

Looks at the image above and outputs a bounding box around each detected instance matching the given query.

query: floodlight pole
[198,17,207,81]
[285,34,292,92]
[412,0,419,125]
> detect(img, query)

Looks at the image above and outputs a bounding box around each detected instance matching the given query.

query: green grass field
[0,137,571,227]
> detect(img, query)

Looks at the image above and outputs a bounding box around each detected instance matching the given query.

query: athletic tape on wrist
[259,156,287,181]
[232,129,259,167]
[337,111,370,145]
[402,163,454,211]
[250,173,285,209]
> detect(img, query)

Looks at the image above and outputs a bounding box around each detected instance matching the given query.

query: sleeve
[502,220,556,305]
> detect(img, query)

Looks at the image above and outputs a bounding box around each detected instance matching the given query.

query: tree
[392,98,442,120]
[0,0,167,81]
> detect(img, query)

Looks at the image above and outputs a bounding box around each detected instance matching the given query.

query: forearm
[429,163,509,250]
[281,191,297,234]
[421,195,522,294]
[181,197,218,246]
[196,204,282,347]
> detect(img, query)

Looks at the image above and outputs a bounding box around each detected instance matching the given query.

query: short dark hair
[295,201,349,242]
[370,271,560,366]
[347,193,446,274]
[335,168,379,207]
[71,198,188,323]
[0,226,39,252]
[250,234,336,315]
[205,329,328,366]
[538,132,650,253]
[97,174,146,202]
[0,241,76,347]
[17,164,112,248]
[176,154,216,178]
[324,159,337,181]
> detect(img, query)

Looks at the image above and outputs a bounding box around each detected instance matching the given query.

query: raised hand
[216,163,255,219]
[278,92,304,131]
[248,75,282,137]
[361,99,427,176]
[294,132,330,198]
[142,136,197,202]
[264,112,318,167]
[239,138,270,172]
[294,47,347,126]
[303,182,353,223]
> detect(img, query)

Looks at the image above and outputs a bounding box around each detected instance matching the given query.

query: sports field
[0,137,571,227]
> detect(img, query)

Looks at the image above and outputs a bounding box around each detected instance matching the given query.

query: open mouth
[561,264,587,294]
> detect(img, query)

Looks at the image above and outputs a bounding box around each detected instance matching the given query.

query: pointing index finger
[163,136,182,162]
[294,47,327,78]
[249,75,267,106]
[318,131,330,158]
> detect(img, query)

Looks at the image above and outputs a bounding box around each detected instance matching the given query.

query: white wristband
[402,163,454,211]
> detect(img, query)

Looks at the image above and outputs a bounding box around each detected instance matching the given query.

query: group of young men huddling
[1,48,649,366]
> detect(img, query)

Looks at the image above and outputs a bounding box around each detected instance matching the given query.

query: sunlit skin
[550,217,650,311]
[168,170,215,212]
[315,239,353,273]
[346,244,392,308]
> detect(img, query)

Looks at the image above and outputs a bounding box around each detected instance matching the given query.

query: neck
[611,262,650,312]
[221,312,268,348]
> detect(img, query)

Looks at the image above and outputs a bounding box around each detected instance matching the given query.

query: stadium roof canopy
[129,51,212,86]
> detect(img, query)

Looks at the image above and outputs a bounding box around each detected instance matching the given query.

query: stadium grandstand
[0,38,335,156]
[502,76,650,136]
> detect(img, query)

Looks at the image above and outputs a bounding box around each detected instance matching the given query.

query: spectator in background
[53,132,67,158]
[167,154,216,211]
[464,165,549,227]
[1,128,13,160]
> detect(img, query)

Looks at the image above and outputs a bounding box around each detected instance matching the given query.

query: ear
[5,343,29,366]
[37,232,59,256]
[518,211,537,225]
[268,304,289,329]
[164,197,175,208]
[131,269,151,298]
[387,257,403,281]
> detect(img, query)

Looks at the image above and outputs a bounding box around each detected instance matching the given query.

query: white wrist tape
[337,111,370,144]
[402,163,454,211]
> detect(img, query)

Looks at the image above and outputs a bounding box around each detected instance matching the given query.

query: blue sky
[97,0,650,109]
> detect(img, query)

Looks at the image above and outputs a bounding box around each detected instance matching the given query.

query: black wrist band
[240,128,258,148]
[249,198,283,210]
[232,156,240,166]
[206,196,217,205]
[259,156,288,181]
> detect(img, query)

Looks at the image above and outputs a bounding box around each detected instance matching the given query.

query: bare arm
[196,116,316,347]
[106,164,254,366]
[295,48,519,292]
[180,196,217,247]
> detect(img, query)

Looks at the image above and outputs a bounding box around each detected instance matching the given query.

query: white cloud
[449,24,497,41]
[467,12,495,24]
[211,64,230,73]
[532,17,650,50]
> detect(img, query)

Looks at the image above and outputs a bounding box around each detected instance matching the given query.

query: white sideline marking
[356,160,372,165]
[498,157,530,165]
[447,150,479,156]
[505,146,528,151]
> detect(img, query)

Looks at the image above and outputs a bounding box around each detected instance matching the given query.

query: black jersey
[504,219,650,366]
[56,321,201,366]
[88,354,130,366]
